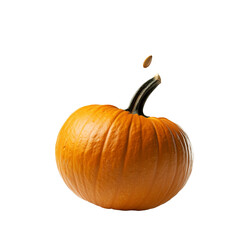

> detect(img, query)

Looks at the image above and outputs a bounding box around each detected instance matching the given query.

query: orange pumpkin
[55,74,193,210]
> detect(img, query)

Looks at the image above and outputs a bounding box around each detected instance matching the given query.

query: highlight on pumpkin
[55,69,193,211]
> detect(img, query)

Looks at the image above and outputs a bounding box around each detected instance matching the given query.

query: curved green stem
[126,74,161,117]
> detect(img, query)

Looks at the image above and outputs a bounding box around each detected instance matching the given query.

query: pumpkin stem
[126,74,161,117]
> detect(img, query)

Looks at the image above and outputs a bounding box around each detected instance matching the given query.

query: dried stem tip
[143,55,152,68]
[154,74,161,83]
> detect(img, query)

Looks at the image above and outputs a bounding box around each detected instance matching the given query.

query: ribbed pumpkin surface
[55,104,193,210]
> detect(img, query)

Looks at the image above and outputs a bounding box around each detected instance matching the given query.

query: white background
[0,1,240,239]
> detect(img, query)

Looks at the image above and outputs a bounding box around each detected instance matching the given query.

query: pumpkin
[55,74,193,210]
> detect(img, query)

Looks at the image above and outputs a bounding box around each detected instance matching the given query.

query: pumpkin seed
[143,55,152,68]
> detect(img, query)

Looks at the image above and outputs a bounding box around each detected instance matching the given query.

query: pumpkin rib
[77,106,111,200]
[71,117,86,199]
[175,125,190,189]
[186,133,193,177]
[117,114,135,209]
[93,109,126,206]
[125,114,144,209]
[72,119,86,199]
[120,114,145,209]
[168,122,192,187]
[76,105,109,199]
[188,137,193,177]
[136,117,160,209]
[58,114,81,196]
[71,107,103,200]
[135,115,143,206]
[58,115,76,182]
[175,128,192,196]
[150,118,172,206]
[171,122,193,187]
[122,114,134,173]
[158,119,178,205]
[174,127,188,194]
[110,113,133,209]
[56,113,73,176]
[81,105,118,201]
[162,120,186,201]
[60,106,104,198]
[181,131,193,185]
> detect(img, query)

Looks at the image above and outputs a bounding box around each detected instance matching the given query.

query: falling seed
[143,55,152,68]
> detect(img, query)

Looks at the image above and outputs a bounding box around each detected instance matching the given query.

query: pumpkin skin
[55,75,193,210]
